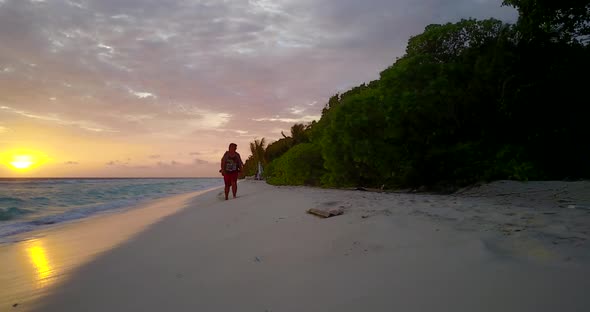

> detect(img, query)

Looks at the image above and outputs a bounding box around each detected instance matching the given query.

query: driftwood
[307,207,344,218]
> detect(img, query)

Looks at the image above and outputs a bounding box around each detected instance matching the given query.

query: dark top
[223,152,243,172]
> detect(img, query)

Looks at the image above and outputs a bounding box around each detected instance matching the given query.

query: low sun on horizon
[1,150,49,172]
[10,155,34,169]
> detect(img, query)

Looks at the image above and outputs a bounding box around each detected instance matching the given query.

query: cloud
[121,114,155,122]
[154,158,211,167]
[64,161,79,165]
[1,67,15,73]
[0,0,517,177]
[0,126,7,134]
[148,154,161,159]
[193,158,210,165]
[0,105,117,132]
[127,87,156,99]
[106,160,130,166]
[66,1,85,9]
[289,106,306,115]
[156,161,173,167]
[185,111,232,130]
[252,115,320,123]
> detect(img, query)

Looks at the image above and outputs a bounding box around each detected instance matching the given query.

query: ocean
[0,178,223,241]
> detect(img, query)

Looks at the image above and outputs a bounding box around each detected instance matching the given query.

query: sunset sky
[0,0,516,177]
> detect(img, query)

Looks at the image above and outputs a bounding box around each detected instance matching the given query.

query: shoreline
[2,180,589,311]
[0,186,223,309]
[0,178,224,243]
[0,177,222,180]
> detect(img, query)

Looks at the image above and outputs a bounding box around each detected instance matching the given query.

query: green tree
[503,0,590,43]
[319,19,517,187]
[289,123,310,145]
[265,137,293,163]
[240,138,267,178]
[266,13,590,188]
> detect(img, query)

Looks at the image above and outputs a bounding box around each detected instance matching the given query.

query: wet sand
[0,188,219,310]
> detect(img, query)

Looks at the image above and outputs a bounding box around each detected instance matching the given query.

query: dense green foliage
[503,0,590,44]
[264,124,311,163]
[264,137,293,163]
[264,143,325,185]
[253,1,590,188]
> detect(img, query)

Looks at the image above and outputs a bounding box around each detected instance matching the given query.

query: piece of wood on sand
[307,207,344,218]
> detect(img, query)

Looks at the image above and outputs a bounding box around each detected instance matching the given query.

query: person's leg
[231,172,238,198]
[223,174,231,200]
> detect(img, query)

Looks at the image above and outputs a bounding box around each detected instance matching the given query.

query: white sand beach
[2,180,589,311]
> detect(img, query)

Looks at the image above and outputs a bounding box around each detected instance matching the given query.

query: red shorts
[223,171,239,186]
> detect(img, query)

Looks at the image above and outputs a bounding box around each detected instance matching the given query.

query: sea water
[0,178,223,241]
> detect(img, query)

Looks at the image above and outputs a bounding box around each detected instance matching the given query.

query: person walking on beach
[220,143,243,200]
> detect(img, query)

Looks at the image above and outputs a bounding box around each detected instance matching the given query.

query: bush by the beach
[264,143,325,186]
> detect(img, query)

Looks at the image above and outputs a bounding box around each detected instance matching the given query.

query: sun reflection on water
[25,240,55,288]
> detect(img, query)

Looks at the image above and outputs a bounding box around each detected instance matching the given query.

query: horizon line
[0,176,221,179]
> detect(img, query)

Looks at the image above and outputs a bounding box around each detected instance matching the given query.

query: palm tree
[250,138,266,164]
[290,124,307,145]
[250,138,266,179]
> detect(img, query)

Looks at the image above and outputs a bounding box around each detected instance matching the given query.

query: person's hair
[229,143,237,149]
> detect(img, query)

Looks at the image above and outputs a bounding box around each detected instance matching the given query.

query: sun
[1,149,49,172]
[10,155,35,169]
